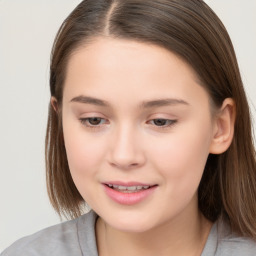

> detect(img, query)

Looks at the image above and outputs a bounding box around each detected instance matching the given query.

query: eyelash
[147,118,177,129]
[79,117,177,130]
[79,117,109,128]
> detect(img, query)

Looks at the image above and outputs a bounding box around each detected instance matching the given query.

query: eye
[148,118,177,127]
[79,117,108,127]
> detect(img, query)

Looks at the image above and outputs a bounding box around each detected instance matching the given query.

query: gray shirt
[1,211,256,255]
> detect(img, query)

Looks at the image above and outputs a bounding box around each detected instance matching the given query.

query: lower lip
[103,185,157,205]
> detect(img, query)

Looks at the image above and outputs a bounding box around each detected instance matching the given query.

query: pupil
[89,117,101,125]
[154,119,166,126]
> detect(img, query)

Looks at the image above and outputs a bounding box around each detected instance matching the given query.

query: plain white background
[0,0,255,252]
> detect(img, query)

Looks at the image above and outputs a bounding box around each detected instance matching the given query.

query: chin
[102,211,158,233]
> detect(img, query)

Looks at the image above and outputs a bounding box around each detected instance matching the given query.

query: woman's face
[61,38,216,232]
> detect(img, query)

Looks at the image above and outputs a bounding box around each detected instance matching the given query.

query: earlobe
[51,97,58,113]
[209,98,236,154]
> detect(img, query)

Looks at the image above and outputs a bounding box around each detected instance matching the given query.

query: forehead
[66,37,199,81]
[63,37,209,108]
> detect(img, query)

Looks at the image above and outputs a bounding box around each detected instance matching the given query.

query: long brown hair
[46,0,256,238]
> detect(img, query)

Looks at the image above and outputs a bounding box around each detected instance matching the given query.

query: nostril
[108,137,146,169]
[109,161,141,170]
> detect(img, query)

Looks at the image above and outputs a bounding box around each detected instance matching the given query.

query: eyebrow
[140,98,189,108]
[70,95,189,108]
[70,95,109,106]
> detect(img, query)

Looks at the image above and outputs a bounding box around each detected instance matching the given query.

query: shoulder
[203,218,256,256]
[217,230,256,256]
[1,210,98,256]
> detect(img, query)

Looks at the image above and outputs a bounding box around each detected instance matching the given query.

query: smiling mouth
[105,184,156,193]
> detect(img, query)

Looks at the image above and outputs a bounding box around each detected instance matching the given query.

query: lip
[102,181,157,205]
[103,181,154,186]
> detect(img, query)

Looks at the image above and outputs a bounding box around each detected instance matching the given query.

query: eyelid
[146,118,178,129]
[79,117,110,129]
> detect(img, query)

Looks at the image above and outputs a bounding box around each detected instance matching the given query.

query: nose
[108,124,146,170]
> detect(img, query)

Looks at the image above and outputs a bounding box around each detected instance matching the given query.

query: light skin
[53,37,235,256]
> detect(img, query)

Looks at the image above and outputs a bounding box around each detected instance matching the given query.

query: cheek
[149,121,212,190]
[63,126,109,205]
[62,120,106,182]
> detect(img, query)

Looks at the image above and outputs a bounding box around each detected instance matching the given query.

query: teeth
[118,185,127,190]
[127,186,137,191]
[107,184,152,192]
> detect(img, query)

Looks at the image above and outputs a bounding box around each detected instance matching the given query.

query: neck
[96,209,212,256]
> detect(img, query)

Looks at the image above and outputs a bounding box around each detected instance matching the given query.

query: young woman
[2,0,256,255]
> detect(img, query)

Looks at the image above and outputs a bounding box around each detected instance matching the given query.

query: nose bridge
[109,121,144,169]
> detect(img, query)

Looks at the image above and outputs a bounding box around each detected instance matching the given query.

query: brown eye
[148,118,177,128]
[88,117,102,125]
[153,119,168,126]
[79,117,108,127]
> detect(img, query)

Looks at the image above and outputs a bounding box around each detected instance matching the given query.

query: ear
[51,96,58,113]
[209,98,236,154]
